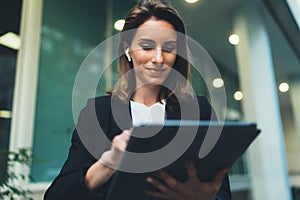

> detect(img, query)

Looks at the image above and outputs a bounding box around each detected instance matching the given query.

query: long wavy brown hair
[113,0,192,103]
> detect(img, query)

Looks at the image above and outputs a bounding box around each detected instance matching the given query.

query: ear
[125,48,132,62]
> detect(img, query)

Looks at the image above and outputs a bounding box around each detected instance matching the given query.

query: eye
[163,44,176,53]
[140,43,154,51]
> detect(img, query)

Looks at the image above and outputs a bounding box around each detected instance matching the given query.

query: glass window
[31,0,108,182]
[31,0,135,183]
[0,0,22,183]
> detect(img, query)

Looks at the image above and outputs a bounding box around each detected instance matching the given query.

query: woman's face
[128,19,177,87]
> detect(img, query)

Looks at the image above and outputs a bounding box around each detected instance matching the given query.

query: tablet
[105,121,260,200]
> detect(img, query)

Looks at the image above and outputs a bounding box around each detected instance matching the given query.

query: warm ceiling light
[228,33,239,45]
[279,82,289,93]
[185,0,199,3]
[114,19,125,31]
[0,32,21,50]
[234,91,243,101]
[0,110,12,119]
[212,78,224,88]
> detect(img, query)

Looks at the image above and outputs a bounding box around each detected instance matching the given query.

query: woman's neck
[131,85,161,107]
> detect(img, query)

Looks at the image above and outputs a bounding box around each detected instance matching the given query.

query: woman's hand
[99,129,132,168]
[85,129,131,190]
[145,160,228,200]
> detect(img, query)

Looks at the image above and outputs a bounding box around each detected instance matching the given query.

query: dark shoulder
[195,96,216,121]
[196,96,212,108]
[183,95,211,108]
[88,95,112,110]
[83,95,112,118]
[94,95,112,103]
[196,95,209,104]
[85,96,113,134]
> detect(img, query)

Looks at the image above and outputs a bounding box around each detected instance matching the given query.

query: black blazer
[44,95,231,200]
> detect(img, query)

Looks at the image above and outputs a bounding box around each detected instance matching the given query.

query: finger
[120,129,131,142]
[157,171,181,190]
[146,176,178,200]
[119,129,132,148]
[111,137,126,152]
[185,160,197,180]
[211,168,229,188]
[120,130,131,146]
[146,177,171,192]
[124,128,133,136]
[112,131,131,151]
[144,189,169,199]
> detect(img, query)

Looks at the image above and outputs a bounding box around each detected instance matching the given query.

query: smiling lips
[146,67,167,76]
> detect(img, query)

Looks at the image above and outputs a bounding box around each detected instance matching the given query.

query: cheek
[166,54,177,67]
[131,51,150,67]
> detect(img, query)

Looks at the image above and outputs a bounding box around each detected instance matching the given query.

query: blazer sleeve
[44,99,111,200]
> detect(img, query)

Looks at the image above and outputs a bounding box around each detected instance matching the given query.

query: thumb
[111,129,132,152]
[123,128,133,136]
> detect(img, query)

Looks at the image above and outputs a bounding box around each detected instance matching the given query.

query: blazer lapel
[108,97,182,137]
[109,96,132,138]
[166,100,181,120]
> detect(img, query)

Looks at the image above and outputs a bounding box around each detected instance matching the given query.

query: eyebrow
[164,41,177,45]
[137,38,155,44]
[137,38,177,44]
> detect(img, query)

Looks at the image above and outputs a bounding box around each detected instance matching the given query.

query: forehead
[133,19,177,42]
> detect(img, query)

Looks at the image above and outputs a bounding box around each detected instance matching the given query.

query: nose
[152,48,164,64]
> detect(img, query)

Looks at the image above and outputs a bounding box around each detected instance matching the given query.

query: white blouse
[130,100,166,126]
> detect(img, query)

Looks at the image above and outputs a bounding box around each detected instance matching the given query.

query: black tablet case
[105,121,260,200]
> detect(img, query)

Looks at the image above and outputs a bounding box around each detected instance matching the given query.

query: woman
[44,0,231,199]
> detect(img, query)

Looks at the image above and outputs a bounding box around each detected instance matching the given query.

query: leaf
[0,147,33,199]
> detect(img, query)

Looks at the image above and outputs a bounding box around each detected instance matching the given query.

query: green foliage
[0,148,33,200]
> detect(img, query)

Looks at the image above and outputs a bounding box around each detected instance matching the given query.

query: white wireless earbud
[125,48,131,62]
